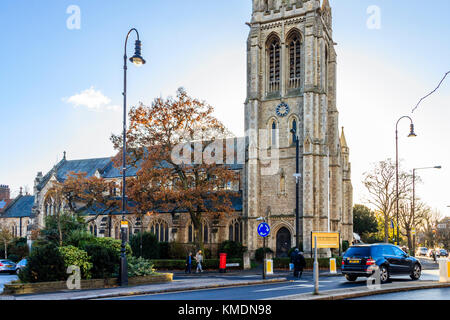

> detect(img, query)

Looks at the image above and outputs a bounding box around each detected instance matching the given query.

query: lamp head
[129,40,146,66]
[408,123,417,138]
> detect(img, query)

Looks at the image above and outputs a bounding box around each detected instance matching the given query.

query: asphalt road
[107,269,440,300]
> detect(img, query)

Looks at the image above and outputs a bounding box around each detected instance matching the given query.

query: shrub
[6,238,29,261]
[158,242,170,259]
[169,242,190,259]
[127,256,155,277]
[89,237,132,257]
[83,243,118,279]
[342,240,350,253]
[129,232,158,259]
[7,254,20,263]
[58,245,92,280]
[254,247,274,262]
[40,213,86,245]
[18,243,66,283]
[218,241,246,259]
[65,229,96,248]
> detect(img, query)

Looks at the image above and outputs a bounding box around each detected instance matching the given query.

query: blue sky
[1,0,449,217]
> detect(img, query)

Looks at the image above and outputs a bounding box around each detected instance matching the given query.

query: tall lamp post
[291,127,301,249]
[120,28,146,286]
[412,166,441,256]
[395,116,416,246]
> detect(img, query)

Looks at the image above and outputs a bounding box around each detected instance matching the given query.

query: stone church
[244,0,353,257]
[0,0,352,258]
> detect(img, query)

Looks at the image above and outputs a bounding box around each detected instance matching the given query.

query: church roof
[1,195,34,218]
[37,153,244,191]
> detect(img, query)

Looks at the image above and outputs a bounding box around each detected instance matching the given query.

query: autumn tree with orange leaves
[111,88,239,248]
[45,172,120,240]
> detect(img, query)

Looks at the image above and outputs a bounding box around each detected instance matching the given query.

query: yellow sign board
[311,232,340,249]
[121,221,129,228]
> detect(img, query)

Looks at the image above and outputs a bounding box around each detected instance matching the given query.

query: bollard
[438,258,450,283]
[330,258,337,274]
[265,259,274,275]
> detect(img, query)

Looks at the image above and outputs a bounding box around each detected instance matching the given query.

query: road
[105,269,440,300]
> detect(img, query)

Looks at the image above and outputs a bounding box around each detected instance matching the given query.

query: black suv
[342,244,422,283]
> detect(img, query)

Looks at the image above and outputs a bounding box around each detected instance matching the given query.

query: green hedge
[150,258,244,270]
[273,257,343,269]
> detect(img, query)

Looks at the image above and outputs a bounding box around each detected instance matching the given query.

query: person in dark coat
[296,251,306,278]
[291,248,304,278]
[185,252,193,274]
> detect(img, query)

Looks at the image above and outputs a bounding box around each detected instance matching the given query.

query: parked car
[0,259,17,275]
[417,247,428,256]
[438,249,448,258]
[15,258,27,274]
[342,244,422,283]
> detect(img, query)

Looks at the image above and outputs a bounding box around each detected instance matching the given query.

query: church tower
[244,0,353,257]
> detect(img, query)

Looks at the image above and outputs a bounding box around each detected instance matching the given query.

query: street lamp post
[412,166,441,256]
[291,128,301,249]
[120,28,146,287]
[395,116,416,246]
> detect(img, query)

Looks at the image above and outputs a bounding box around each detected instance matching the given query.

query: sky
[1,0,449,217]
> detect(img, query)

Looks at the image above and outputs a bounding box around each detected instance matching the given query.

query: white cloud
[63,87,119,112]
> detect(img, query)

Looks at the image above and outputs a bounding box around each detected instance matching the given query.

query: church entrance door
[276,227,291,257]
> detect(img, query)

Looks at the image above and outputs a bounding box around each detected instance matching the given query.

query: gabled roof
[1,195,34,218]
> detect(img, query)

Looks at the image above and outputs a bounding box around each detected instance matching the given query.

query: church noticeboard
[311,232,340,249]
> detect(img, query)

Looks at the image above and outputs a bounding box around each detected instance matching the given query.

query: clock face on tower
[276,102,290,117]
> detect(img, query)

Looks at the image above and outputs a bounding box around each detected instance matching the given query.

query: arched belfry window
[268,118,278,148]
[267,35,281,92]
[287,31,301,89]
[290,117,298,145]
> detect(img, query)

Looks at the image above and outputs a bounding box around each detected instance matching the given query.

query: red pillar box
[219,253,227,273]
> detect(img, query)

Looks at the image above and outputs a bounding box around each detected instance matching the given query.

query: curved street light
[395,116,416,246]
[120,28,146,287]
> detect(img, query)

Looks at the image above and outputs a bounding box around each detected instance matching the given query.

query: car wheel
[379,265,389,283]
[410,264,421,280]
[345,274,358,282]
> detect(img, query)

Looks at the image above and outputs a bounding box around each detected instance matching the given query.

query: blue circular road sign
[258,223,271,238]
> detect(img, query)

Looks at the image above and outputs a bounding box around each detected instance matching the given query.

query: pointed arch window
[229,219,243,243]
[288,32,301,89]
[188,224,194,243]
[290,117,298,145]
[150,220,169,242]
[268,36,281,92]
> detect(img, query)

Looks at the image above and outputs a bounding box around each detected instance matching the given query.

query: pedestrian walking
[185,252,192,274]
[296,251,306,278]
[291,248,306,278]
[290,248,299,277]
[195,250,203,273]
